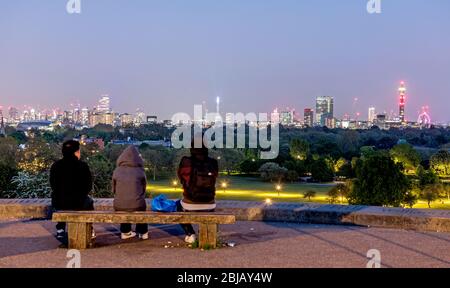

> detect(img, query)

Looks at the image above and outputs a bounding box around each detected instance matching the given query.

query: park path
[1,219,450,268]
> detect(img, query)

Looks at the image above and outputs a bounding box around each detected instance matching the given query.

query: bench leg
[198,224,217,249]
[67,223,93,250]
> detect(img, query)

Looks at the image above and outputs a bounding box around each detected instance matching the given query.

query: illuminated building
[147,116,157,123]
[89,112,115,126]
[134,110,146,126]
[398,82,406,123]
[0,111,5,136]
[97,95,111,113]
[304,108,314,127]
[225,113,234,125]
[8,107,19,123]
[63,110,73,122]
[120,113,134,127]
[316,96,334,127]
[81,107,89,126]
[368,107,376,124]
[216,97,220,114]
[30,108,37,121]
[215,97,222,123]
[271,108,280,124]
[280,109,295,125]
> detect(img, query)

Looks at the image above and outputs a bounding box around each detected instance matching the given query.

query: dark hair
[62,140,80,158]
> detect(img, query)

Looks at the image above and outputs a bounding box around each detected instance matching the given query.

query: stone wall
[1,199,450,233]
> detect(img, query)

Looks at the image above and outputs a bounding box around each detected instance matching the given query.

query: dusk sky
[1,0,449,122]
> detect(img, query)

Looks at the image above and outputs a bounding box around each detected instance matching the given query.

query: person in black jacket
[50,140,94,239]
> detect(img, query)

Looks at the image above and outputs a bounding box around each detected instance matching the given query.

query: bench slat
[52,211,236,225]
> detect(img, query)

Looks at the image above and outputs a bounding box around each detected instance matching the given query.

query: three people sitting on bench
[50,139,218,244]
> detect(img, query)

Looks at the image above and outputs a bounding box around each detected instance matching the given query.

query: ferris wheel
[417,106,431,127]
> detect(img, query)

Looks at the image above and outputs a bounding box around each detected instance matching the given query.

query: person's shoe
[91,230,96,240]
[139,232,149,240]
[184,234,196,244]
[56,229,65,239]
[121,231,137,240]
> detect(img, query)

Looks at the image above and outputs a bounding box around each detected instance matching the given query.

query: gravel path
[1,219,450,268]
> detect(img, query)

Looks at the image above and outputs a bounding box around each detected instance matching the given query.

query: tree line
[1,125,449,208]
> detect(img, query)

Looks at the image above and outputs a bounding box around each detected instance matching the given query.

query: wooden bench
[52,211,236,250]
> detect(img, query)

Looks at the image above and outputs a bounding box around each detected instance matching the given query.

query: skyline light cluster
[1,80,444,128]
[0,81,445,131]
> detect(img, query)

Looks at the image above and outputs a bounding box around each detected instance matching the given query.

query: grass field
[147,176,334,204]
[147,176,450,209]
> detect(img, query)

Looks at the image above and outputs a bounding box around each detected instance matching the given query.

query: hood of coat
[116,146,144,168]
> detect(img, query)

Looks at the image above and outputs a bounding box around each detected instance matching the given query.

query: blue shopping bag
[151,194,177,212]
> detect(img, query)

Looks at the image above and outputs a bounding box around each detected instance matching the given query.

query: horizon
[1,0,450,122]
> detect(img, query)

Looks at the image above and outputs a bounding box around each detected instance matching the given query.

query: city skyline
[1,1,450,122]
[0,80,444,125]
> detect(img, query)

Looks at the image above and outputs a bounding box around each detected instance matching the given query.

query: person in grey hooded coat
[113,146,149,239]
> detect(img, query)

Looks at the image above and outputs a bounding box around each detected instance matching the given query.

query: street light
[275,184,282,197]
[221,181,228,193]
[172,180,178,192]
[265,198,272,205]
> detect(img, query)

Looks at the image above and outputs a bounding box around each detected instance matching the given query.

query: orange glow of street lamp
[172,180,178,191]
[221,181,228,193]
[275,184,282,196]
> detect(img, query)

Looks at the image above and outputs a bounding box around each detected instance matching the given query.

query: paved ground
[1,219,450,268]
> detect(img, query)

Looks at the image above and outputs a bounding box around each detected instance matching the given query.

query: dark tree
[348,152,410,207]
[310,158,334,182]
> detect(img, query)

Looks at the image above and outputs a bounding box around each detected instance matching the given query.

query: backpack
[187,157,217,203]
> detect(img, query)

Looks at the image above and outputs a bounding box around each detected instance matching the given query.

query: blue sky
[1,0,449,122]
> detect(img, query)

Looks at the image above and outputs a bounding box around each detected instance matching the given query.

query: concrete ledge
[1,199,450,233]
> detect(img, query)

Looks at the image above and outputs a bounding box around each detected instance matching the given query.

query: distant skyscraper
[73,108,81,124]
[134,109,146,126]
[81,107,89,126]
[0,108,4,136]
[398,81,406,123]
[368,107,376,123]
[97,95,111,113]
[215,97,222,123]
[225,113,234,125]
[8,107,19,123]
[30,108,37,121]
[63,110,73,122]
[216,97,220,114]
[22,110,30,122]
[0,115,5,136]
[316,96,334,127]
[271,108,280,124]
[280,109,294,125]
[304,108,314,127]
